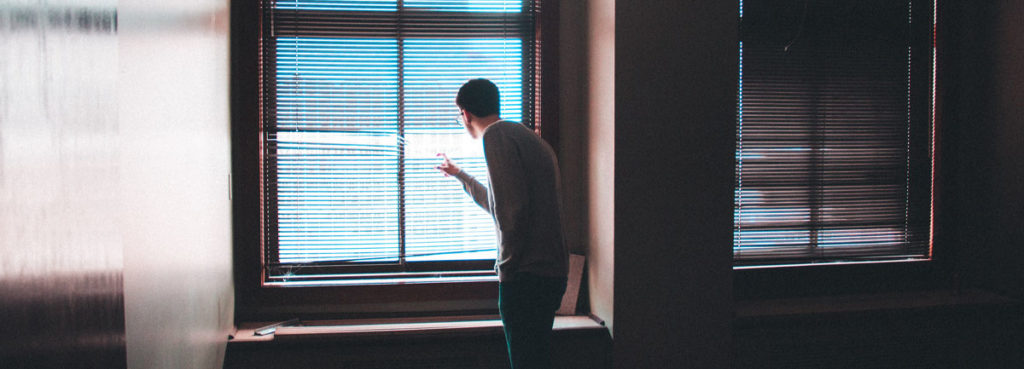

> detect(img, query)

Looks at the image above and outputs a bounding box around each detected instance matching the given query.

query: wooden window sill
[230,315,606,344]
[735,288,1021,321]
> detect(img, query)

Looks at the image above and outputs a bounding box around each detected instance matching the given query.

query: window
[258,0,541,284]
[734,0,936,267]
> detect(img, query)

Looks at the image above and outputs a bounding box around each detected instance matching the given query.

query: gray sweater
[453,121,568,282]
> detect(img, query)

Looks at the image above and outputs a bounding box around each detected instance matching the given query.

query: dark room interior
[1,1,1021,368]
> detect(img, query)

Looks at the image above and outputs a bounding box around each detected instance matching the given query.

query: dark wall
[614,1,738,368]
[731,1,1024,367]
[940,0,1024,300]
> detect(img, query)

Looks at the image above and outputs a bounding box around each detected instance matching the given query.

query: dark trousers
[498,273,567,369]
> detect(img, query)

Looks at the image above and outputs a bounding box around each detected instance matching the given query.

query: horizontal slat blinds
[276,1,398,12]
[274,37,401,264]
[404,39,522,261]
[735,0,934,266]
[262,0,535,274]
[404,0,523,12]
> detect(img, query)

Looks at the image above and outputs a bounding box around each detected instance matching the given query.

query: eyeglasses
[455,113,465,126]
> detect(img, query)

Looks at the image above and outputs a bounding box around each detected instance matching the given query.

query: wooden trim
[538,0,560,153]
[231,0,266,321]
[736,288,1018,320]
[230,315,604,343]
[734,259,949,300]
[239,280,499,322]
[930,0,950,274]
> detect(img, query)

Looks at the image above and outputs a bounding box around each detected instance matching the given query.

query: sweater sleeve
[453,170,489,213]
[483,128,529,268]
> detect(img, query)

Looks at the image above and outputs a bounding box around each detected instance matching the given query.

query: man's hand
[436,153,461,177]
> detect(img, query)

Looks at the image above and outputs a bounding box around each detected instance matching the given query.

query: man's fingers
[434,165,450,176]
[438,153,452,165]
[435,153,458,177]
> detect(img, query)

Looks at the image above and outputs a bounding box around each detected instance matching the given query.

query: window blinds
[262,0,536,274]
[735,0,934,266]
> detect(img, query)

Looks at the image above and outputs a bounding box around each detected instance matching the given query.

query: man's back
[481,121,567,282]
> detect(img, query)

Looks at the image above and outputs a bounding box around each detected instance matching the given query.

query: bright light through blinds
[403,39,521,262]
[268,1,528,266]
[276,1,398,12]
[404,0,521,12]
[275,38,401,264]
[274,1,522,12]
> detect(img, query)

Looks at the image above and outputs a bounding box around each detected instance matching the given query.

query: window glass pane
[404,39,523,127]
[404,133,495,261]
[734,0,932,265]
[275,0,398,12]
[276,38,399,131]
[275,37,401,263]
[403,38,523,261]
[403,0,522,13]
[276,132,401,263]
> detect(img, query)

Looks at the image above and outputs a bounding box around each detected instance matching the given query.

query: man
[436,78,568,369]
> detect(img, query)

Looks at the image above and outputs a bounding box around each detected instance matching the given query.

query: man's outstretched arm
[437,153,489,213]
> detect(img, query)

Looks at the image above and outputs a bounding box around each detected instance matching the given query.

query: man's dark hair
[456,78,500,117]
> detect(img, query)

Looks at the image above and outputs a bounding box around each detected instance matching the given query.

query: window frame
[231,0,559,321]
[733,0,937,266]
[734,0,952,300]
[262,4,539,280]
